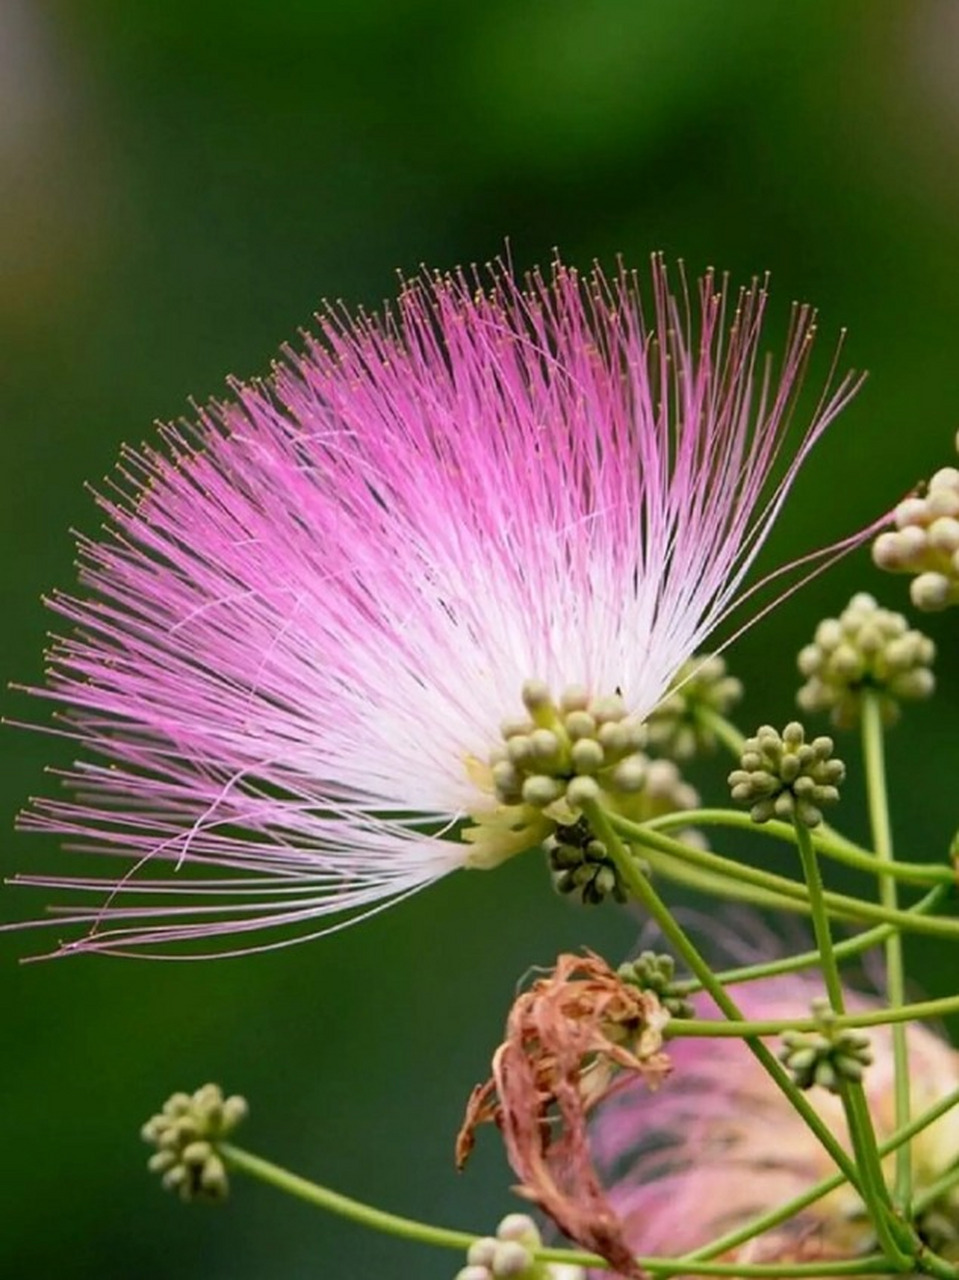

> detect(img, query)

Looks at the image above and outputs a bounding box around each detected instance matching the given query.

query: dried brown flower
[456,951,671,1278]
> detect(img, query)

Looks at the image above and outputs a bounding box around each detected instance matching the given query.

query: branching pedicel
[11,258,959,1278]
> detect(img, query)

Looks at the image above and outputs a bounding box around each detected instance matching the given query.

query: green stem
[218,1142,889,1276]
[684,1084,959,1264]
[695,706,746,757]
[646,808,950,888]
[793,821,908,1265]
[671,886,949,997]
[862,690,912,1211]
[219,1143,474,1251]
[912,1159,959,1216]
[579,792,868,1201]
[640,844,816,916]
[611,816,959,940]
[666,990,959,1036]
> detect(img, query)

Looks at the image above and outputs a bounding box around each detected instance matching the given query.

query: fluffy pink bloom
[12,257,872,956]
[590,974,959,1272]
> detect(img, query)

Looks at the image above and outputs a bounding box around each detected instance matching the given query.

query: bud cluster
[779,1000,873,1094]
[545,818,628,906]
[729,723,844,828]
[873,445,959,610]
[545,757,700,906]
[490,682,648,814]
[797,593,935,728]
[141,1084,248,1203]
[618,950,694,1019]
[646,655,743,760]
[455,1213,582,1280]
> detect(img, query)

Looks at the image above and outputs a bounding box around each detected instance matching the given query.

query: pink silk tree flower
[12,258,874,957]
[589,974,959,1272]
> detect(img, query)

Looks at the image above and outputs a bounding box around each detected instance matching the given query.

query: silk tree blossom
[12,257,875,957]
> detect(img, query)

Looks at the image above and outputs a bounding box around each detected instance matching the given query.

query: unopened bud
[142,1084,247,1203]
[797,593,934,728]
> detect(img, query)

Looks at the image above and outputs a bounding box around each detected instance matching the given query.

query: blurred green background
[3,2,959,1276]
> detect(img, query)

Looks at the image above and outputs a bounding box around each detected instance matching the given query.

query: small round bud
[528,728,561,762]
[521,680,552,712]
[491,1241,534,1276]
[563,709,597,740]
[894,496,929,527]
[496,1214,541,1246]
[911,572,953,612]
[609,756,646,793]
[566,775,601,808]
[467,1238,499,1267]
[570,738,604,773]
[522,775,565,808]
[506,735,534,765]
[492,760,522,802]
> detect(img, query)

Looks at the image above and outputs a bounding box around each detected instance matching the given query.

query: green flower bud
[618,950,694,1018]
[142,1084,248,1203]
[729,723,844,828]
[779,1002,872,1094]
[796,593,935,728]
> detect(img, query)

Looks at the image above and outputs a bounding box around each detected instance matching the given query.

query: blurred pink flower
[13,258,871,956]
[590,974,959,1273]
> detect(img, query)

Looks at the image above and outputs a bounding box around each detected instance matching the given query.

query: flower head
[12,257,872,956]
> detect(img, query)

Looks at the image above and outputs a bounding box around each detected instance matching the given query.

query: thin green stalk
[684,1084,959,1264]
[622,1257,891,1277]
[641,844,816,916]
[611,815,959,940]
[219,1143,475,1251]
[793,821,908,1265]
[863,690,912,1210]
[671,885,949,997]
[218,1141,890,1277]
[666,990,959,1037]
[695,706,746,757]
[646,808,950,888]
[912,1160,959,1216]
[578,792,869,1201]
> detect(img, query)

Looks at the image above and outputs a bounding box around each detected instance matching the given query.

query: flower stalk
[792,818,910,1263]
[862,688,913,1210]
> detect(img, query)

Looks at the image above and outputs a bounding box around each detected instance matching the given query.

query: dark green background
[3,3,959,1277]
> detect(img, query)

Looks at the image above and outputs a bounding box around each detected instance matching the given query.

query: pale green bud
[796,593,935,728]
[142,1084,247,1204]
